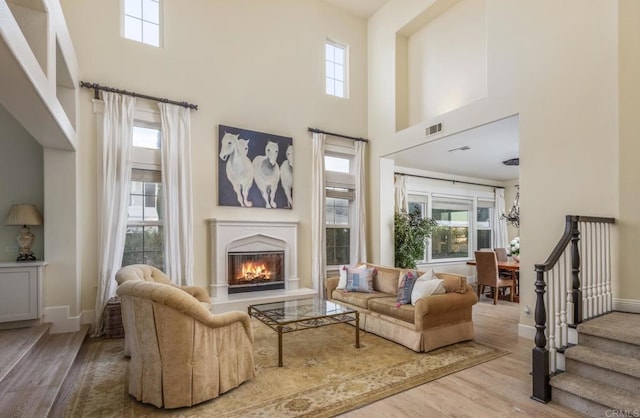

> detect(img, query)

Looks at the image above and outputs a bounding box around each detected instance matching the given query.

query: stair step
[565,345,640,393]
[577,311,640,346]
[551,373,640,416]
[0,323,50,383]
[0,324,89,417]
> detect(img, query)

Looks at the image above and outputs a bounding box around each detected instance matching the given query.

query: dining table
[466,258,520,302]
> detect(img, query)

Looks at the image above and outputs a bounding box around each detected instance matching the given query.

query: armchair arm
[325,276,340,299]
[117,281,253,342]
[414,287,478,329]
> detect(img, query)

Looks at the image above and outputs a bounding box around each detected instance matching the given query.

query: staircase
[0,323,89,417]
[550,312,640,416]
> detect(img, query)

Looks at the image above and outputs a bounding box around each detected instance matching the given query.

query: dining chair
[493,247,509,261]
[474,251,515,305]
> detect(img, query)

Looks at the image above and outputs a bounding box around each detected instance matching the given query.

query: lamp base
[16,252,37,262]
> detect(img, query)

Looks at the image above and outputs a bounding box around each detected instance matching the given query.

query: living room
[1,0,640,415]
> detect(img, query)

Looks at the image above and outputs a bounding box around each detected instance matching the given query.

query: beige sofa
[325,263,478,352]
[115,264,255,409]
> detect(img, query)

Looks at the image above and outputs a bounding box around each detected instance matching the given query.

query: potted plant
[509,236,520,261]
[394,209,438,269]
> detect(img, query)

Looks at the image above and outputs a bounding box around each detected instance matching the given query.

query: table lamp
[4,203,43,262]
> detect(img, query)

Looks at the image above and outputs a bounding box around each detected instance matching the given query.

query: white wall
[407,0,487,123]
[60,0,369,314]
[0,104,44,262]
[369,0,620,330]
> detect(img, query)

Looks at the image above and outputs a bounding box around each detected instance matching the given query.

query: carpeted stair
[550,311,640,417]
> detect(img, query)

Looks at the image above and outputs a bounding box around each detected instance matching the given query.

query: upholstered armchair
[115,265,255,408]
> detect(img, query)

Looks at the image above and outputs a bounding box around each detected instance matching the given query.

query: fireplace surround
[209,219,316,312]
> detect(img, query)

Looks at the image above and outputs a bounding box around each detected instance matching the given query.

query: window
[122,126,164,270]
[476,200,493,250]
[431,199,472,260]
[325,188,351,266]
[325,40,347,98]
[123,0,161,47]
[408,186,496,264]
[324,152,355,267]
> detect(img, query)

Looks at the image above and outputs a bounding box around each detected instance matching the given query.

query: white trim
[518,323,536,340]
[44,305,81,334]
[613,298,640,313]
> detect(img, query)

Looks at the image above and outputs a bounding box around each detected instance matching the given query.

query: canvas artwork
[218,124,293,209]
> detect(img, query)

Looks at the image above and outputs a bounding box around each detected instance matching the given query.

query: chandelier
[502,186,520,229]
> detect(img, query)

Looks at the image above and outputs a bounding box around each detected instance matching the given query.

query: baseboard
[613,298,640,313]
[518,323,536,340]
[44,306,81,334]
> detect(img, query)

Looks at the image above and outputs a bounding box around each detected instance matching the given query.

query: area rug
[64,321,507,417]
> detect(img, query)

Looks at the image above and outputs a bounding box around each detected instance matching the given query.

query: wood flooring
[0,299,585,417]
[340,298,585,417]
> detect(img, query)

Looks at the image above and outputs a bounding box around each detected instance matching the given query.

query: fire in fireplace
[228,250,285,294]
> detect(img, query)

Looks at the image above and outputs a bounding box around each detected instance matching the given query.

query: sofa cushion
[370,264,410,295]
[396,270,419,305]
[345,267,375,292]
[438,273,468,294]
[331,289,388,309]
[368,297,415,324]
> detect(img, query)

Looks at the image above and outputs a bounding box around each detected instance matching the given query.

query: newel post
[532,266,551,403]
[571,217,582,324]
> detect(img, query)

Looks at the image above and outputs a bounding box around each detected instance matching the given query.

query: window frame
[325,39,349,99]
[122,113,165,270]
[324,140,356,270]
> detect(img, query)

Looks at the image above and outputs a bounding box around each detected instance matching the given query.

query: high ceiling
[386,116,520,182]
[322,0,389,18]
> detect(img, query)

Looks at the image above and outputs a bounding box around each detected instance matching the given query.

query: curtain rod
[307,127,368,143]
[395,172,505,189]
[80,81,198,110]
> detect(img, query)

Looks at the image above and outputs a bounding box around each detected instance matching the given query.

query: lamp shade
[5,204,43,226]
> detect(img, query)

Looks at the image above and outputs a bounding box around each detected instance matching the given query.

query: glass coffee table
[248,298,359,367]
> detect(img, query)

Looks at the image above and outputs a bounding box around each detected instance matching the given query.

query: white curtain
[394,174,408,213]
[94,92,135,336]
[493,188,509,249]
[352,141,367,264]
[158,103,194,286]
[311,132,326,296]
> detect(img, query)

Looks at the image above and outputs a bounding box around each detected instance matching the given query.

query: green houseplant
[394,209,438,269]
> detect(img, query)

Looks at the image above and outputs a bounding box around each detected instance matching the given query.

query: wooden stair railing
[531,215,615,403]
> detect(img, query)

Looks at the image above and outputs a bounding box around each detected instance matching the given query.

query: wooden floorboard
[0,325,88,418]
[0,323,49,382]
[339,298,587,417]
[1,300,586,417]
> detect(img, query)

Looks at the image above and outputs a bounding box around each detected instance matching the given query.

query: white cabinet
[0,261,46,323]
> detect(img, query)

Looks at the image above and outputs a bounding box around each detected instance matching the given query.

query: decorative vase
[512,255,520,262]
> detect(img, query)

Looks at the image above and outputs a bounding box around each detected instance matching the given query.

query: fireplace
[209,219,316,313]
[228,250,285,293]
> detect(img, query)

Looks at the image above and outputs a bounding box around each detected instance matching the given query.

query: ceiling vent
[425,123,442,136]
[502,158,519,166]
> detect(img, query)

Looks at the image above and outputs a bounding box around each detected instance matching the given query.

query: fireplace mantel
[208,219,315,312]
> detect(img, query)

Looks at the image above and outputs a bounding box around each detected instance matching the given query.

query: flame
[237,261,272,281]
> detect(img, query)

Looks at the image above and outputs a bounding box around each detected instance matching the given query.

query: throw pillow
[345,267,375,293]
[337,264,366,289]
[411,272,445,305]
[396,270,418,305]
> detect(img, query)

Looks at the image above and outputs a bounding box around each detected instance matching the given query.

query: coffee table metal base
[248,299,359,367]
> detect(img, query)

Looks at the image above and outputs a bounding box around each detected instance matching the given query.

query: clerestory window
[123,0,161,47]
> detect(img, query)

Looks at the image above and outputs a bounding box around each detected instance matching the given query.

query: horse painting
[219,133,254,207]
[252,141,280,208]
[280,145,293,208]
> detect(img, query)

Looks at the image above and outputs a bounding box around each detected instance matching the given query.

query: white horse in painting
[219,133,254,207]
[280,145,293,208]
[253,141,280,208]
